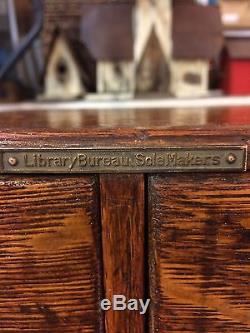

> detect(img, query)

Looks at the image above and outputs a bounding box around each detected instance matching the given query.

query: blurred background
[0,0,250,104]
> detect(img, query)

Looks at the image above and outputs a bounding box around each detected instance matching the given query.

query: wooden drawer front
[149,174,250,333]
[0,176,103,333]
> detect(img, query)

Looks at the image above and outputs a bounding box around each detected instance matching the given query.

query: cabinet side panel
[149,174,250,333]
[0,175,103,333]
[100,174,145,333]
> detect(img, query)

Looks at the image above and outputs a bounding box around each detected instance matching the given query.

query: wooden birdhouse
[134,0,172,93]
[81,3,134,97]
[43,0,83,56]
[170,1,223,98]
[42,31,96,101]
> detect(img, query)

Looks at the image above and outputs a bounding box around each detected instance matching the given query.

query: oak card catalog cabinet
[0,107,250,333]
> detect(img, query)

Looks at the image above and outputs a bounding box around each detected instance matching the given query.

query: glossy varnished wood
[100,174,145,333]
[1,106,250,333]
[0,107,250,129]
[0,176,103,332]
[1,108,250,170]
[149,173,250,333]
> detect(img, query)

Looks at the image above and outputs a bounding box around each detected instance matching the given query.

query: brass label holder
[0,146,247,174]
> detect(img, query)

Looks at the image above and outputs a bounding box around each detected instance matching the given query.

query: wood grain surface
[149,173,250,333]
[100,174,145,333]
[0,176,103,333]
[1,107,250,130]
[1,109,250,172]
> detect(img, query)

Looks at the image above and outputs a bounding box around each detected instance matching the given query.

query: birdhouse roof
[226,38,250,59]
[80,3,133,61]
[173,2,223,60]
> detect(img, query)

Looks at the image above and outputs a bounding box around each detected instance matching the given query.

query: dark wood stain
[0,175,103,332]
[149,173,250,333]
[1,109,250,170]
[1,107,250,332]
[100,174,145,333]
[1,107,250,130]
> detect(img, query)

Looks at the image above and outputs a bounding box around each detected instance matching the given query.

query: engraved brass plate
[0,146,247,174]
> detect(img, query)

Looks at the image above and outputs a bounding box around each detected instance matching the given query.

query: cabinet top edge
[0,107,250,133]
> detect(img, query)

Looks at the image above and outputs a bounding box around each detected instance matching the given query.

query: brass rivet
[8,157,18,166]
[227,153,237,164]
